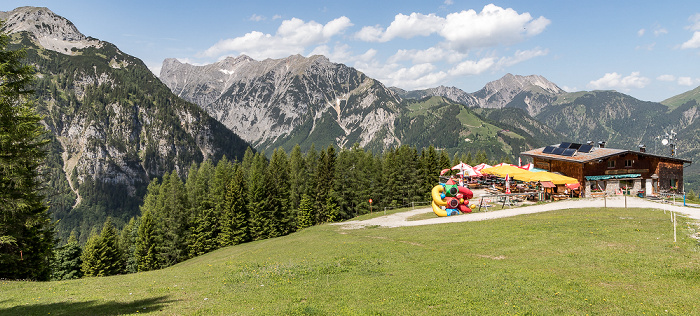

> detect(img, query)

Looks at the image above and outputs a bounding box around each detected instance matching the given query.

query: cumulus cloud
[200,16,353,59]
[681,31,700,49]
[677,76,699,86]
[657,74,676,82]
[355,4,550,51]
[448,58,496,76]
[356,13,444,42]
[587,72,650,90]
[440,5,550,51]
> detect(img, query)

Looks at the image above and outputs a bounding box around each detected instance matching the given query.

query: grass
[3,207,700,315]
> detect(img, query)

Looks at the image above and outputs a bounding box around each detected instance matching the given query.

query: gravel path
[334,195,700,230]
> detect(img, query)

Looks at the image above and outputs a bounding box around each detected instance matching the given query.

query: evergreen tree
[315,145,336,223]
[247,152,272,240]
[81,219,122,277]
[51,231,82,280]
[119,217,140,274]
[267,148,293,235]
[135,180,161,272]
[219,165,249,247]
[438,150,451,170]
[0,23,55,280]
[80,228,101,277]
[155,172,188,266]
[288,144,307,211]
[296,194,315,230]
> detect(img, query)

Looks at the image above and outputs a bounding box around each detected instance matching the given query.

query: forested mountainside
[2,7,251,242]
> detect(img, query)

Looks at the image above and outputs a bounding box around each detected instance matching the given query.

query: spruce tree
[219,165,249,247]
[51,231,83,280]
[135,180,161,272]
[288,144,306,210]
[247,152,271,240]
[296,194,315,230]
[81,219,122,277]
[119,217,140,274]
[267,148,293,235]
[0,24,55,280]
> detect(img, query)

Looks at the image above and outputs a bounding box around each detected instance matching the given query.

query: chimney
[598,141,606,148]
[587,141,594,146]
[639,144,646,153]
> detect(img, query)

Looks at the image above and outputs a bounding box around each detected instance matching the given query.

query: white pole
[673,211,677,243]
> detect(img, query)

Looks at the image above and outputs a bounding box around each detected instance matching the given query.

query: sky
[3,1,700,102]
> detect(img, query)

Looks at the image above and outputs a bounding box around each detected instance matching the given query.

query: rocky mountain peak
[0,6,100,55]
[483,73,564,95]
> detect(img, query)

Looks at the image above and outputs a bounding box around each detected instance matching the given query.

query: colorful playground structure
[431,179,474,216]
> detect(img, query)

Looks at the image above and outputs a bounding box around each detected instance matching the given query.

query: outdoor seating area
[443,162,582,206]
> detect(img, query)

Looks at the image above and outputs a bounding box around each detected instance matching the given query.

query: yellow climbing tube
[431,185,448,217]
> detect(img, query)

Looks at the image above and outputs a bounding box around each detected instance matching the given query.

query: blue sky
[3,1,700,102]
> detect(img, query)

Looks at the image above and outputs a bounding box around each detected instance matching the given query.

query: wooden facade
[521,145,691,197]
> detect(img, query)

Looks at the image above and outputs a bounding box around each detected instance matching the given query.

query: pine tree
[0,24,55,280]
[51,231,82,280]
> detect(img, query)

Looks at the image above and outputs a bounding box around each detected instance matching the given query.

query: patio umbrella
[473,163,492,172]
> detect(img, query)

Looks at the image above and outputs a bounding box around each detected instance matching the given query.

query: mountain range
[2,6,700,240]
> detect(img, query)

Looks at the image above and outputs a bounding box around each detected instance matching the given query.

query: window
[625,159,633,167]
[607,160,615,168]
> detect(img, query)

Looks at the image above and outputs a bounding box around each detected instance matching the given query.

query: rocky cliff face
[160,55,402,152]
[2,6,250,241]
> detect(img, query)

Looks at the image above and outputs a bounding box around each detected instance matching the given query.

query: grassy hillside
[3,207,700,315]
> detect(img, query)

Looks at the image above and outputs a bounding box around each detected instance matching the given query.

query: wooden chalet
[521,142,692,197]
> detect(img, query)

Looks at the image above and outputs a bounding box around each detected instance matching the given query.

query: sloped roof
[521,146,692,164]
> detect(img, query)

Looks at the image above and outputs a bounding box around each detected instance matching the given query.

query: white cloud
[444,0,454,5]
[657,74,676,82]
[688,13,700,31]
[249,14,265,22]
[310,44,376,64]
[388,47,467,64]
[653,27,668,36]
[448,58,496,76]
[638,29,645,37]
[440,4,550,51]
[495,48,549,68]
[355,13,444,42]
[587,72,650,90]
[354,4,549,51]
[272,14,282,20]
[681,31,700,49]
[677,76,699,86]
[200,16,353,59]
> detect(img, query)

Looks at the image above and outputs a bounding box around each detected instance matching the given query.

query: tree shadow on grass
[0,295,174,315]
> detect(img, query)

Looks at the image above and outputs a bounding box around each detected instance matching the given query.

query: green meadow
[2,207,700,315]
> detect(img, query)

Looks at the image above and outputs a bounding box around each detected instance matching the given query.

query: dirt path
[334,196,700,229]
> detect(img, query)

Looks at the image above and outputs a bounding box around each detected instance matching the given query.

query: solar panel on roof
[552,147,566,155]
[561,148,577,157]
[568,143,582,150]
[542,146,556,154]
[559,142,572,148]
[578,144,593,153]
